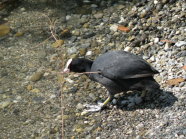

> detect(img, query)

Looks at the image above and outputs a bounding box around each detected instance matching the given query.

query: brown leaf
[0,24,10,37]
[167,78,185,86]
[52,40,64,48]
[117,25,130,33]
[61,29,71,37]
[182,65,186,70]
[160,39,175,44]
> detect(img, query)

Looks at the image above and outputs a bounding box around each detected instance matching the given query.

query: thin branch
[43,14,65,138]
[45,69,101,75]
[43,14,58,41]
[75,71,101,75]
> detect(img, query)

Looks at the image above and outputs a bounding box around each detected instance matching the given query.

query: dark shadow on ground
[110,90,178,111]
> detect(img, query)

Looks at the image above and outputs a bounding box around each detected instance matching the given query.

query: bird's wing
[91,51,159,80]
[101,58,159,79]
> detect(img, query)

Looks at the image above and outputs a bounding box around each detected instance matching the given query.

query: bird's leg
[101,91,114,109]
[141,90,148,98]
[83,91,113,112]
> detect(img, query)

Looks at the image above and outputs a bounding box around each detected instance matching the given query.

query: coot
[63,50,160,111]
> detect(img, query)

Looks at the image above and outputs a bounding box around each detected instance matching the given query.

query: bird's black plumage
[64,50,160,111]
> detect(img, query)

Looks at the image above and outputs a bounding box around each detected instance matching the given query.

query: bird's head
[63,58,93,73]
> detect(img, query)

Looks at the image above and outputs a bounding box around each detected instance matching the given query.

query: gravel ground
[0,0,185,138]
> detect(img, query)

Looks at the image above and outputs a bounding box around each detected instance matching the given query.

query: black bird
[63,50,160,111]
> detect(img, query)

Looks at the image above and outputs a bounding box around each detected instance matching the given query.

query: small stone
[83,23,89,28]
[94,13,103,19]
[91,40,98,48]
[15,32,24,37]
[20,8,26,11]
[72,30,80,36]
[30,71,44,82]
[140,10,147,18]
[150,56,155,62]
[177,51,186,57]
[175,41,186,47]
[91,4,98,8]
[117,5,125,10]
[37,50,46,59]
[31,88,40,93]
[154,0,159,4]
[0,89,4,94]
[76,103,84,110]
[162,0,169,4]
[67,47,77,55]
[52,40,64,48]
[80,17,88,24]
[27,85,33,91]
[158,41,165,46]
[81,43,91,48]
[66,15,71,20]
[75,127,84,133]
[179,82,185,87]
[124,46,132,52]
[86,51,92,56]
[110,24,118,32]
[79,48,87,56]
[81,111,88,116]
[49,54,58,62]
[0,100,11,109]
[154,38,160,43]
[112,99,117,105]
[164,43,170,51]
[182,129,186,134]
[83,32,96,39]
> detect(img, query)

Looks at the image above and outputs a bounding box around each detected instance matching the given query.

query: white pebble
[86,51,92,56]
[110,24,118,32]
[175,41,186,47]
[164,43,169,51]
[124,46,132,52]
[150,56,155,62]
[65,78,74,83]
[154,38,160,43]
[66,15,71,20]
[154,0,159,4]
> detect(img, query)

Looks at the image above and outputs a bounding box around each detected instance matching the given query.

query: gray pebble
[94,13,104,19]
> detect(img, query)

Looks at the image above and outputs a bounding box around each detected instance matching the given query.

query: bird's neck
[84,59,93,72]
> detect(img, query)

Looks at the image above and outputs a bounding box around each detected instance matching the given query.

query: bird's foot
[83,102,104,112]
